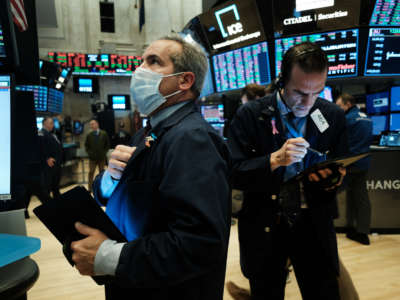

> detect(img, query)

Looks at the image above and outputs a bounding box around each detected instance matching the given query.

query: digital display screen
[48,52,142,76]
[79,78,93,93]
[273,0,360,38]
[371,115,388,135]
[366,91,389,114]
[36,117,44,130]
[390,113,400,131]
[364,28,400,76]
[112,96,126,109]
[0,75,11,198]
[275,29,359,78]
[211,122,225,137]
[0,23,6,60]
[370,0,400,26]
[212,41,271,92]
[53,118,60,130]
[199,0,266,52]
[391,86,400,112]
[15,85,48,111]
[201,104,224,123]
[108,94,131,110]
[319,86,333,101]
[48,88,64,113]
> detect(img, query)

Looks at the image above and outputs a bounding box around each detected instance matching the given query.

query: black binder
[33,186,127,285]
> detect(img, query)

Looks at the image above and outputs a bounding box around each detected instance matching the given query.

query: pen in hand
[307,147,328,157]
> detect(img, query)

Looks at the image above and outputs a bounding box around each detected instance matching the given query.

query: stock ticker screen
[275,29,359,78]
[15,85,48,112]
[48,88,64,113]
[364,28,400,76]
[48,52,142,76]
[212,41,271,92]
[370,0,400,26]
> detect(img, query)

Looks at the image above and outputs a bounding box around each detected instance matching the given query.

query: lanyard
[283,115,307,139]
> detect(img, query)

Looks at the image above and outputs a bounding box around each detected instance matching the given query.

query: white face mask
[130,67,184,116]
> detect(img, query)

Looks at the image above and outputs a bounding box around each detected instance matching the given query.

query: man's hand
[71,222,108,276]
[270,138,310,171]
[47,157,56,168]
[308,166,346,191]
[107,145,136,180]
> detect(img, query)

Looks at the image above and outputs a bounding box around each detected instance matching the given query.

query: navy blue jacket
[93,101,231,300]
[345,106,373,171]
[228,93,347,277]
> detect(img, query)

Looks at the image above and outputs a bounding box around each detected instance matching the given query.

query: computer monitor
[275,29,359,78]
[201,104,224,123]
[390,86,400,112]
[36,117,44,130]
[319,86,333,102]
[53,117,60,130]
[370,115,388,135]
[210,122,225,137]
[73,120,83,135]
[390,113,400,131]
[0,23,6,62]
[370,0,400,26]
[48,88,64,113]
[366,91,389,114]
[212,41,271,93]
[0,75,11,199]
[15,85,48,112]
[364,28,400,76]
[73,77,99,94]
[108,94,131,110]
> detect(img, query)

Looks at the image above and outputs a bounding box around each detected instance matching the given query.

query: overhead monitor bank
[275,29,359,78]
[212,41,271,92]
[0,75,11,200]
[364,27,400,76]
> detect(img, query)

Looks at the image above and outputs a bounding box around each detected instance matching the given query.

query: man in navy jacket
[69,36,231,300]
[337,93,373,245]
[228,42,347,299]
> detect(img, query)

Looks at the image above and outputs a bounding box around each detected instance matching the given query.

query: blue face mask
[130,67,184,116]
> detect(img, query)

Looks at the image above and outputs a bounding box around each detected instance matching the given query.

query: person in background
[39,117,63,201]
[85,118,110,193]
[240,83,267,105]
[228,42,347,299]
[25,116,62,218]
[112,121,131,147]
[336,93,373,245]
[70,35,231,300]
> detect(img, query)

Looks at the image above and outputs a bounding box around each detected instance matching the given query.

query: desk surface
[0,234,41,267]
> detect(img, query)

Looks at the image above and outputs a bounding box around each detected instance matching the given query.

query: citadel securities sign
[283,10,348,25]
[273,0,360,38]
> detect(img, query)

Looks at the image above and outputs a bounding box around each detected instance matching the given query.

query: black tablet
[33,186,127,285]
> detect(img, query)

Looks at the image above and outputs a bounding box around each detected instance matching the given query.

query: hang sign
[310,109,329,133]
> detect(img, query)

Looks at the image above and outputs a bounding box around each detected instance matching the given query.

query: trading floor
[25,183,400,300]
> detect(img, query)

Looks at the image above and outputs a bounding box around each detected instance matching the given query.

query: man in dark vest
[85,118,110,193]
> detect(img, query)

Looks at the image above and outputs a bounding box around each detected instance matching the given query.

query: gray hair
[160,35,208,97]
